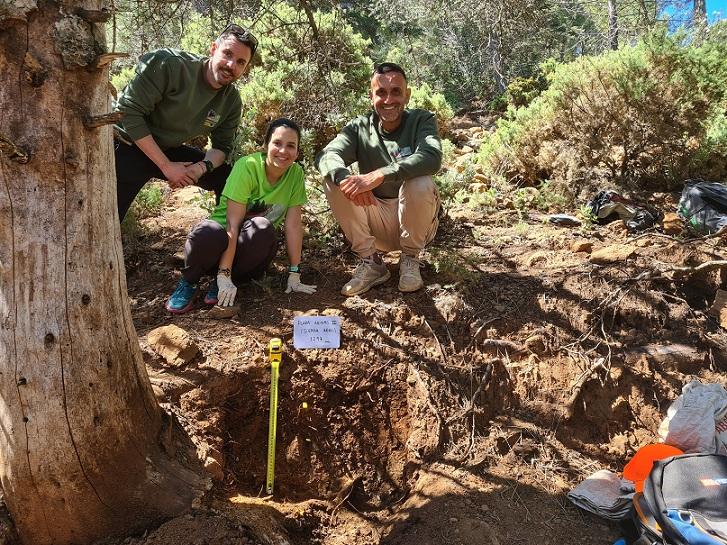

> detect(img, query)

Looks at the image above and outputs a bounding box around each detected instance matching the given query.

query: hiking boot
[341,258,391,296]
[165,278,198,314]
[398,254,423,293]
[203,279,219,305]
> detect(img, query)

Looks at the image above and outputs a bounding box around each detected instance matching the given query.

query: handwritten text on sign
[293,316,341,349]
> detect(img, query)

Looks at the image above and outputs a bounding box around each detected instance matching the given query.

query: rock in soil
[590,244,636,264]
[147,325,199,366]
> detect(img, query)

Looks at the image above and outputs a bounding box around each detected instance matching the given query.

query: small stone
[207,305,239,319]
[589,244,636,265]
[662,212,683,235]
[204,456,224,481]
[151,384,166,401]
[709,289,727,329]
[147,325,199,366]
[449,517,459,523]
[571,240,593,253]
[603,220,628,235]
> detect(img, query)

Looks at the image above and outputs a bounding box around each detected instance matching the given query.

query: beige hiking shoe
[398,254,423,292]
[341,259,391,296]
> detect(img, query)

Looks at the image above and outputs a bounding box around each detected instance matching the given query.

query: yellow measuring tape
[266,338,282,495]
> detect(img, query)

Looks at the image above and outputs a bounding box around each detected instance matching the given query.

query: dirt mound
[112,183,727,545]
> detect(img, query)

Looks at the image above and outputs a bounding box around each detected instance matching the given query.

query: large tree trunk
[0,2,207,544]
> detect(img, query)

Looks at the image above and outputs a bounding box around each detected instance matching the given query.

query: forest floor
[107,122,727,545]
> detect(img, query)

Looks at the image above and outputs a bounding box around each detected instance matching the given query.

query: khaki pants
[323,175,440,258]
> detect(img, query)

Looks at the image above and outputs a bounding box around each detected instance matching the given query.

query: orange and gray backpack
[632,453,727,545]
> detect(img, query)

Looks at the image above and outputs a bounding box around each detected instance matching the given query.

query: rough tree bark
[608,0,619,50]
[693,0,707,42]
[0,2,207,544]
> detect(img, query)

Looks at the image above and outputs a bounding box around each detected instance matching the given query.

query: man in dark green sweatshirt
[114,24,257,220]
[316,62,442,296]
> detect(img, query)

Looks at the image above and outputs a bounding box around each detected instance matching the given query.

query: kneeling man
[316,62,442,296]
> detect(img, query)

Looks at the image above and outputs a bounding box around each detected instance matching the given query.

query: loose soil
[107,135,727,545]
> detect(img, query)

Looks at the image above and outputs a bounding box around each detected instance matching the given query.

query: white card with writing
[293,316,341,349]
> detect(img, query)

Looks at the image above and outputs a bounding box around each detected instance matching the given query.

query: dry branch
[75,7,113,22]
[564,358,607,420]
[93,52,129,67]
[84,112,123,128]
[630,260,727,282]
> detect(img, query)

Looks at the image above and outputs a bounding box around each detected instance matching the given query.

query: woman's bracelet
[218,268,231,277]
[288,265,300,273]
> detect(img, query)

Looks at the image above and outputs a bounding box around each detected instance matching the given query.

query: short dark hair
[217,23,258,57]
[372,62,407,82]
[264,117,301,146]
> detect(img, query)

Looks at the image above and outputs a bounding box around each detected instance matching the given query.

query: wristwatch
[202,159,214,174]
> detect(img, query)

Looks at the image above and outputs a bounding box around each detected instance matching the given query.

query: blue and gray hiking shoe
[204,279,219,305]
[165,278,198,314]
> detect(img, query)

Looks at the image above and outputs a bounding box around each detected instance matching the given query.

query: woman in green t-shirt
[166,118,316,313]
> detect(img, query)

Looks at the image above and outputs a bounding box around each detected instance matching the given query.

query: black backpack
[632,453,727,545]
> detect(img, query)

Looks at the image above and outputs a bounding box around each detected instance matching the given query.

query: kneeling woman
[166,118,316,313]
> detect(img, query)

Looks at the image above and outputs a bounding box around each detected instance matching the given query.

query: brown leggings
[182,217,277,285]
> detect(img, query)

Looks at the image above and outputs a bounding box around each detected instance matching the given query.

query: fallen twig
[564,357,607,420]
[479,339,527,356]
[424,318,448,366]
[330,475,362,520]
[409,363,444,453]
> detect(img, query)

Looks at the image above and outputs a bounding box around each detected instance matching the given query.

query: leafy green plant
[120,183,166,243]
[110,66,135,95]
[409,82,454,135]
[132,183,164,218]
[190,188,217,215]
[232,5,373,161]
[425,247,478,282]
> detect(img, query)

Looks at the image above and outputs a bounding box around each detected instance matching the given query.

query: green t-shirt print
[209,152,307,228]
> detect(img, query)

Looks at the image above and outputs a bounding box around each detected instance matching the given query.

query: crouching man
[315,62,442,296]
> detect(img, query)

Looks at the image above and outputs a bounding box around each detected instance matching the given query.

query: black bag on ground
[587,190,660,232]
[678,181,727,235]
[632,453,727,545]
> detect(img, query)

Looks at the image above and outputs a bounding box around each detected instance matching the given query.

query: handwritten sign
[293,316,341,349]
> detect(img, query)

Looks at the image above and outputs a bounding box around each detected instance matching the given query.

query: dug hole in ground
[103,145,727,545]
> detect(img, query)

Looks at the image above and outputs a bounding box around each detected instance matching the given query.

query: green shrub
[479,32,727,198]
[110,66,135,95]
[233,5,373,161]
[120,183,166,242]
[505,59,557,108]
[409,82,454,135]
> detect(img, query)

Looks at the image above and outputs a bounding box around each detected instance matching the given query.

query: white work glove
[285,272,317,294]
[217,274,237,307]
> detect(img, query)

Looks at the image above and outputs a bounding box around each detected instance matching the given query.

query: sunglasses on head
[220,23,258,55]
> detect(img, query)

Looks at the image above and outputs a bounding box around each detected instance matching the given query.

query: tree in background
[0,2,206,544]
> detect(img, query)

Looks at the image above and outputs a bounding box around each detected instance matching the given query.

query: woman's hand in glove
[285,272,317,294]
[217,274,237,306]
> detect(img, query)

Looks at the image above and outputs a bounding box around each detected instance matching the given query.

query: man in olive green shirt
[316,62,442,296]
[114,24,257,220]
